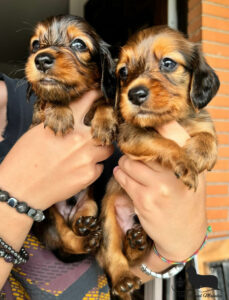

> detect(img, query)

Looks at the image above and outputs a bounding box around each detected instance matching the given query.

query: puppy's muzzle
[35,52,55,72]
[128,86,149,106]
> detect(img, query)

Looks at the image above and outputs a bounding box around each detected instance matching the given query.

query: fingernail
[113,166,119,174]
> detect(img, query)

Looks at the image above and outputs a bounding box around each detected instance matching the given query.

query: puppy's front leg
[85,97,118,145]
[184,131,217,173]
[118,123,198,190]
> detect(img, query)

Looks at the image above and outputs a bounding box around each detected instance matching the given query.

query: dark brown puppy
[25,15,117,257]
[96,26,219,299]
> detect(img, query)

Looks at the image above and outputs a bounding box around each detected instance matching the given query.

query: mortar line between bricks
[202,40,229,46]
[208,106,229,109]
[205,53,229,60]
[202,26,229,34]
[203,0,229,9]
[202,13,229,21]
[207,195,229,197]
[206,182,229,185]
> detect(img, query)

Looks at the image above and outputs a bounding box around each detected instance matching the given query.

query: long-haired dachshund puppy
[95,26,219,299]
[25,15,117,258]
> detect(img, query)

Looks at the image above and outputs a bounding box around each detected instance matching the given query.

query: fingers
[113,166,145,205]
[156,120,190,147]
[80,164,104,190]
[117,155,155,186]
[70,90,102,126]
[91,144,114,163]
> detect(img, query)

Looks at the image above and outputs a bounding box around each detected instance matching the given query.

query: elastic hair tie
[153,226,212,265]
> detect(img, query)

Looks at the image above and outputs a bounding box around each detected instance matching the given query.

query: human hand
[114,121,207,262]
[0,90,113,210]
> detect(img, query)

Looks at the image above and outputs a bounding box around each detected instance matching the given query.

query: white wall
[69,0,88,17]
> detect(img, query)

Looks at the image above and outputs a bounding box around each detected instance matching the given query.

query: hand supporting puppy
[114,121,207,281]
[0,90,113,211]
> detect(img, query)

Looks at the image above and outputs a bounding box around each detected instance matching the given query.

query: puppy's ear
[99,41,117,102]
[190,45,220,109]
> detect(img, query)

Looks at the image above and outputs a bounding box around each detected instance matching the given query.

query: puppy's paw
[174,159,198,191]
[124,225,150,263]
[112,273,141,299]
[91,118,118,145]
[84,228,102,254]
[44,106,74,135]
[75,216,100,236]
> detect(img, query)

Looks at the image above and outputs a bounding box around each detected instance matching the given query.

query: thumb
[70,90,102,125]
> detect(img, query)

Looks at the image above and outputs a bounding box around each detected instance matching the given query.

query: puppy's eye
[31,40,40,52]
[71,39,87,51]
[160,58,177,72]
[119,67,128,81]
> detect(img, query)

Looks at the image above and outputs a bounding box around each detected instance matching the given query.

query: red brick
[213,159,229,170]
[202,42,229,57]
[202,2,229,18]
[206,0,229,6]
[207,196,229,206]
[215,71,229,84]
[207,108,229,119]
[189,30,202,42]
[202,15,229,32]
[205,56,229,69]
[216,133,229,144]
[215,122,229,132]
[206,184,228,194]
[188,16,202,35]
[188,0,201,11]
[218,147,229,157]
[211,96,229,107]
[188,3,202,23]
[207,209,228,219]
[202,30,229,44]
[208,221,229,232]
[206,172,229,182]
[218,84,229,95]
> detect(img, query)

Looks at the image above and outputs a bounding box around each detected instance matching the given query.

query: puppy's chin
[31,82,86,103]
[32,83,71,103]
[124,111,176,128]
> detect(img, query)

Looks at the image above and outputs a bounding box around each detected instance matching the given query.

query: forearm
[0,202,33,289]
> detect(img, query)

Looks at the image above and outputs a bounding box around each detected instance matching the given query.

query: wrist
[130,249,171,283]
[0,166,48,211]
[153,220,207,263]
[0,202,33,251]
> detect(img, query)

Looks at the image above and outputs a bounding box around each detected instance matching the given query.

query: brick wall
[188,0,229,237]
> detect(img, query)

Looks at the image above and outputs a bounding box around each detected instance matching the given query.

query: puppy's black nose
[128,86,149,105]
[35,53,54,72]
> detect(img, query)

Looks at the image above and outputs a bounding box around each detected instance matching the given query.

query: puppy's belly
[115,194,135,233]
[55,189,87,222]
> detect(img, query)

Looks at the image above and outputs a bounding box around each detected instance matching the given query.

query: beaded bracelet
[153,226,212,265]
[0,237,29,265]
[140,263,185,279]
[0,189,45,222]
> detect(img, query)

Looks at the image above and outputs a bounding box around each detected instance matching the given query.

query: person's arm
[0,81,7,141]
[114,121,207,282]
[0,90,113,289]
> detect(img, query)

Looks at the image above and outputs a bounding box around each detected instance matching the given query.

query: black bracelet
[0,189,45,222]
[0,237,29,265]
